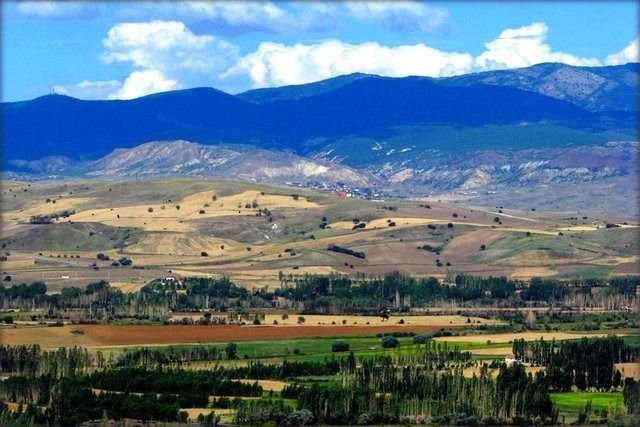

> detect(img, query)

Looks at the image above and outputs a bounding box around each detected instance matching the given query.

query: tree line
[1,273,637,321]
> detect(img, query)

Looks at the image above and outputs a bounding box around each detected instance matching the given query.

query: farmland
[1,178,639,425]
[2,178,638,287]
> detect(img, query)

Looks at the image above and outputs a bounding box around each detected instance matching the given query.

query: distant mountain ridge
[2,63,638,203]
[238,63,638,112]
[3,63,637,165]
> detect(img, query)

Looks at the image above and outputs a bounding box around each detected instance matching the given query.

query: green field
[551,391,624,420]
[623,334,640,348]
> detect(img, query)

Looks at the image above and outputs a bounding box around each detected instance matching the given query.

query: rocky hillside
[8,141,371,186]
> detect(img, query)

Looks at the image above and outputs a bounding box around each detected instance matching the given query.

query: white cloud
[108,70,179,100]
[99,20,239,99]
[52,80,122,99]
[102,21,231,71]
[224,40,473,88]
[119,1,447,35]
[51,18,633,100]
[17,1,99,19]
[475,22,601,70]
[345,1,448,32]
[605,37,640,65]
[120,1,329,35]
[224,21,612,90]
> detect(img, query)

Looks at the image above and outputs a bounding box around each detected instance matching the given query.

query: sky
[2,1,638,102]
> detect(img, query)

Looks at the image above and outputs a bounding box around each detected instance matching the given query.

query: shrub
[381,335,399,348]
[413,334,430,344]
[118,256,132,266]
[332,341,350,352]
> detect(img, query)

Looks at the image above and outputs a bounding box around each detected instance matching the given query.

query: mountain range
[2,62,638,203]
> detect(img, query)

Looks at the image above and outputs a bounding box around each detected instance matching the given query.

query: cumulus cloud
[223,21,611,89]
[223,40,473,88]
[604,37,640,65]
[108,70,179,100]
[51,18,634,100]
[17,1,100,19]
[102,20,233,70]
[475,22,600,70]
[345,1,448,32]
[99,20,238,99]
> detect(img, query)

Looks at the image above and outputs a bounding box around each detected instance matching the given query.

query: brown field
[1,323,455,348]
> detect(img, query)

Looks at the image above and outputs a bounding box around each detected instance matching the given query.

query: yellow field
[0,325,101,348]
[238,379,289,392]
[615,362,640,380]
[434,331,624,344]
[262,314,502,327]
[109,280,146,293]
[127,233,238,255]
[330,217,436,230]
[510,267,558,279]
[33,190,320,233]
[5,197,95,221]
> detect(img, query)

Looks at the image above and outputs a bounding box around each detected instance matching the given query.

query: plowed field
[1,324,449,348]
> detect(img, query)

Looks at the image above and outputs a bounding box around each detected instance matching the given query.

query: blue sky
[2,1,638,101]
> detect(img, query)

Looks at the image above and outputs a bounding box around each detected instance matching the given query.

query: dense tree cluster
[512,335,638,391]
[29,209,76,224]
